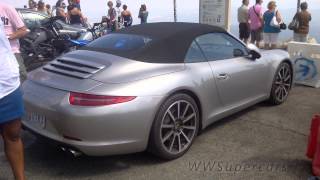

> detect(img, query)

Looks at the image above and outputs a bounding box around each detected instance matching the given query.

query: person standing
[37,1,47,15]
[46,4,52,16]
[67,4,86,27]
[0,2,28,83]
[293,2,311,42]
[107,1,117,32]
[115,0,122,27]
[263,1,282,49]
[28,0,37,10]
[248,0,263,47]
[56,2,67,22]
[238,0,250,44]
[56,0,64,8]
[138,4,148,24]
[73,0,81,10]
[121,5,132,27]
[0,20,26,180]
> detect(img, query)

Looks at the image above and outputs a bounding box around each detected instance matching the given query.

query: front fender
[261,49,294,92]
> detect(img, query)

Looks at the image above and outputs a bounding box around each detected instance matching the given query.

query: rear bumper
[22,80,164,156]
[22,124,84,155]
[22,122,146,156]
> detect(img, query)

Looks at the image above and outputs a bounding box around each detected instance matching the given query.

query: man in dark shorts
[0,20,26,180]
[238,0,250,43]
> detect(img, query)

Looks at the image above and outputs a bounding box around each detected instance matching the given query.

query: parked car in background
[17,8,49,30]
[22,22,294,160]
[17,8,90,40]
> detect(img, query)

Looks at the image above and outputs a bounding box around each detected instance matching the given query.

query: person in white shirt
[0,2,29,83]
[116,0,122,25]
[0,21,26,180]
[238,0,250,43]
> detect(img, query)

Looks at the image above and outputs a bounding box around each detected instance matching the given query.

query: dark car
[16,8,87,36]
[16,8,49,30]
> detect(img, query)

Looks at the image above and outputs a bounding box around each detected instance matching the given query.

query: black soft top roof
[87,22,226,63]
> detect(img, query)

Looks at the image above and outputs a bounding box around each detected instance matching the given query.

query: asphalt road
[0,86,318,180]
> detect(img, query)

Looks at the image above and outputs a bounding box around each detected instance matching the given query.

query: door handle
[217,73,229,80]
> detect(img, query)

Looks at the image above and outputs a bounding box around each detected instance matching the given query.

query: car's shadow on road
[199,101,269,135]
[23,134,167,178]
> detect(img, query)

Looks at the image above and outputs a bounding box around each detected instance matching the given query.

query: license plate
[24,112,46,129]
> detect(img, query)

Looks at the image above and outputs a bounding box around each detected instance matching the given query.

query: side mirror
[233,49,245,57]
[247,44,261,60]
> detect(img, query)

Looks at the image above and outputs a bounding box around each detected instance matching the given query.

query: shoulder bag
[288,13,299,31]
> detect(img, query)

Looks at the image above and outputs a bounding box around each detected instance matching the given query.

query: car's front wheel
[149,93,199,160]
[269,62,293,105]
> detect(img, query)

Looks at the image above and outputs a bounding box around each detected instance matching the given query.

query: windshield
[19,11,48,30]
[86,34,152,51]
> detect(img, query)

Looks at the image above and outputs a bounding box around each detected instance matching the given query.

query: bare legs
[255,41,261,48]
[240,38,249,44]
[264,43,277,50]
[1,119,25,180]
[244,38,249,44]
[250,39,261,48]
[271,44,277,49]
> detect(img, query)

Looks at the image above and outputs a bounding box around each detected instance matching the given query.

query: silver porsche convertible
[22,22,293,160]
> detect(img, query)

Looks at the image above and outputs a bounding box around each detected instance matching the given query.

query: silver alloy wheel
[160,100,197,154]
[274,64,292,102]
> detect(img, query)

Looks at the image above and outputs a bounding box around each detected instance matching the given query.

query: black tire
[148,93,200,160]
[269,62,293,105]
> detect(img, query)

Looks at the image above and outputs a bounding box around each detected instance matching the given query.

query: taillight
[69,92,136,106]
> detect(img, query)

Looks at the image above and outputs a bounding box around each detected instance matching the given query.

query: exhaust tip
[69,149,82,157]
[60,146,82,157]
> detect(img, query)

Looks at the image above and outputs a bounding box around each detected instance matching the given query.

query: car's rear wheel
[149,93,199,160]
[269,62,292,105]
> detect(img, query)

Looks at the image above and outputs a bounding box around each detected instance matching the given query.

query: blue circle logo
[295,57,318,81]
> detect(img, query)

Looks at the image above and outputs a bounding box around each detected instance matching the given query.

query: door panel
[184,41,224,128]
[196,32,269,108]
[209,57,269,107]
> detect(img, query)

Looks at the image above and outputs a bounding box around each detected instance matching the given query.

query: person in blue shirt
[263,1,283,49]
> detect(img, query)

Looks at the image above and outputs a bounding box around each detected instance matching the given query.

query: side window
[184,41,206,63]
[196,33,248,61]
[21,12,47,30]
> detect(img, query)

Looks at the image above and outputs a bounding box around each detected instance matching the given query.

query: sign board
[288,42,320,88]
[199,0,231,31]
